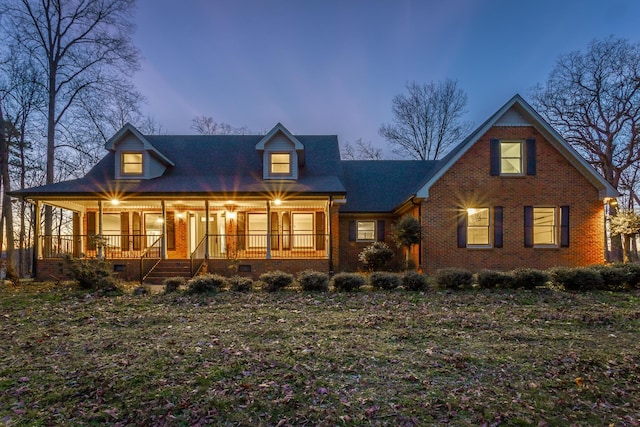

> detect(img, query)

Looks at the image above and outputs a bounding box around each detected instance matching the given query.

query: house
[13,94,618,282]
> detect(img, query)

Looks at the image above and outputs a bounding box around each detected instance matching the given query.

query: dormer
[105,123,174,179]
[256,123,305,180]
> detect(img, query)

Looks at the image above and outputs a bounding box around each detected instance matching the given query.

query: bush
[591,264,636,290]
[162,276,186,294]
[369,272,402,290]
[358,241,394,271]
[297,270,329,292]
[622,263,640,288]
[402,271,429,291]
[549,267,604,291]
[435,268,474,290]
[227,275,253,292]
[186,273,226,294]
[331,272,366,292]
[61,254,120,292]
[260,270,294,292]
[511,268,550,290]
[477,270,513,289]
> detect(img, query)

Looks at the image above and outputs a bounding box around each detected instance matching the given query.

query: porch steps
[143,259,192,285]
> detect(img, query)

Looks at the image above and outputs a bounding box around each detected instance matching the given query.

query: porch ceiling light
[273,198,282,206]
[110,199,120,206]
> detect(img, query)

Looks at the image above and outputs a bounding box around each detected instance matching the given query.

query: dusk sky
[132,0,640,156]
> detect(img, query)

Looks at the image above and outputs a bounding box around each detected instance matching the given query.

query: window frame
[270,152,291,175]
[533,206,558,247]
[499,140,524,176]
[466,207,492,248]
[356,220,376,242]
[121,152,144,176]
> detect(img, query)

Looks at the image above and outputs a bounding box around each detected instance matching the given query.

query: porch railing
[39,233,330,260]
[39,234,162,259]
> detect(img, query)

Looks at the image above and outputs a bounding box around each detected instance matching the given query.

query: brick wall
[420,125,606,274]
[205,258,331,279]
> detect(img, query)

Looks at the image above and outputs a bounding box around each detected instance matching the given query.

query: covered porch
[31,196,338,281]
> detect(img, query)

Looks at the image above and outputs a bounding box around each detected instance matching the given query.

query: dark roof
[14,134,346,198]
[340,160,439,212]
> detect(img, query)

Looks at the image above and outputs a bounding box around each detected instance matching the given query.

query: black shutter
[524,206,534,248]
[166,212,175,250]
[237,212,246,250]
[490,139,500,176]
[315,212,326,250]
[270,212,279,250]
[349,220,356,241]
[87,211,97,250]
[560,205,570,247]
[120,212,129,251]
[526,138,536,175]
[494,206,503,248]
[377,220,385,241]
[457,209,467,248]
[132,212,141,251]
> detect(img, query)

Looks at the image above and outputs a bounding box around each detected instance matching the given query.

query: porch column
[266,200,271,259]
[97,200,103,259]
[204,200,210,259]
[33,201,41,260]
[161,200,167,259]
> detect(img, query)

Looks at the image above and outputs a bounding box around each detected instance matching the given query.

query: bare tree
[0,0,141,236]
[531,36,640,192]
[191,115,250,135]
[379,79,472,160]
[341,138,383,160]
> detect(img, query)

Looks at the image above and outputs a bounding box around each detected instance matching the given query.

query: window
[357,221,376,241]
[270,153,291,174]
[122,153,143,175]
[533,207,556,245]
[247,213,267,248]
[292,213,314,248]
[467,208,490,246]
[500,141,522,175]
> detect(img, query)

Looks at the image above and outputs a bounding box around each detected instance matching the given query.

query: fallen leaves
[0,286,639,425]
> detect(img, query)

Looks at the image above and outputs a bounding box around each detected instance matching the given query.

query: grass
[1,283,639,426]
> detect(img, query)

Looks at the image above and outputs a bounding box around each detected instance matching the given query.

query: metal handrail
[190,233,209,276]
[140,234,163,283]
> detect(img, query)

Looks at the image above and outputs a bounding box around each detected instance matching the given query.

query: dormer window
[270,153,291,175]
[122,152,143,175]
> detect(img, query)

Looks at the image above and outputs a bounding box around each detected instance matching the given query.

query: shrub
[591,264,635,290]
[622,263,640,288]
[358,241,394,271]
[260,270,294,292]
[511,268,550,290]
[227,275,253,292]
[331,272,366,292]
[133,285,149,296]
[162,276,186,294]
[61,254,120,291]
[434,268,474,290]
[549,266,604,291]
[369,272,402,290]
[297,270,329,292]
[402,271,429,291]
[186,273,226,294]
[477,270,513,289]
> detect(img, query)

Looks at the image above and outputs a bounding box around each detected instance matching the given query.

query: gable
[256,123,305,180]
[106,123,174,180]
[416,94,618,199]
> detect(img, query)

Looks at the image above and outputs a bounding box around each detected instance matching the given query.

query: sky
[132,0,640,157]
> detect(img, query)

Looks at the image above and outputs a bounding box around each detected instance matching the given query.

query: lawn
[1,283,639,426]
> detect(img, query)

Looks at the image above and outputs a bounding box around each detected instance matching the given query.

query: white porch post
[161,200,167,259]
[34,201,41,260]
[97,200,104,259]
[266,200,271,259]
[204,200,210,259]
